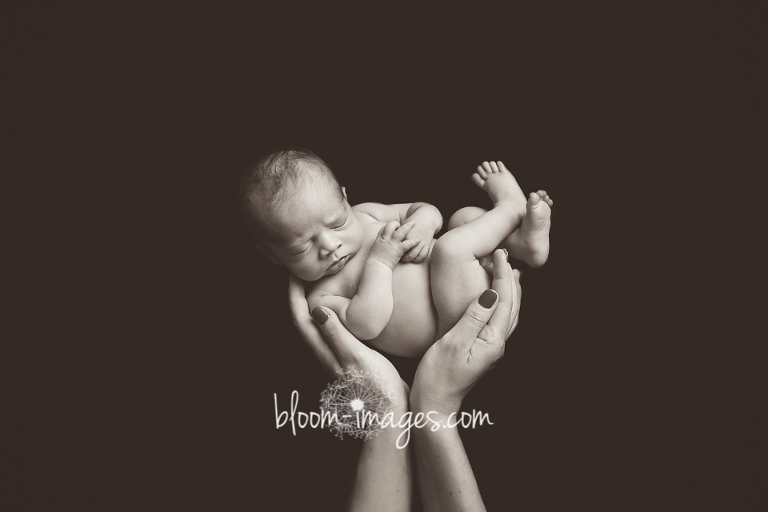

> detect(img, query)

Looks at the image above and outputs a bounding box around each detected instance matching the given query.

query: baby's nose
[319,233,342,256]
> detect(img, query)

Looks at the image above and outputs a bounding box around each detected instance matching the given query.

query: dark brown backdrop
[8,2,764,511]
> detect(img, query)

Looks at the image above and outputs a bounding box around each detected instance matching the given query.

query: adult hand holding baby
[289,275,409,398]
[289,275,413,512]
[289,248,522,512]
[410,248,521,512]
[410,248,522,416]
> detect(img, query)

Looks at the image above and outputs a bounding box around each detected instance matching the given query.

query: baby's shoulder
[352,202,401,223]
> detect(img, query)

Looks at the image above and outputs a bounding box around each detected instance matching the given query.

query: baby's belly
[369,260,437,358]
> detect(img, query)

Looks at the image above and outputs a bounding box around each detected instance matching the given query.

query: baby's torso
[307,210,437,358]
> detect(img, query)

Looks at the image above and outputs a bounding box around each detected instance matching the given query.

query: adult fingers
[443,289,499,350]
[311,306,365,366]
[507,268,522,337]
[288,275,312,323]
[288,276,342,376]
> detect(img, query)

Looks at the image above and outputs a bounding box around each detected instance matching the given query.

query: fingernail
[502,248,508,259]
[479,289,498,309]
[312,307,329,325]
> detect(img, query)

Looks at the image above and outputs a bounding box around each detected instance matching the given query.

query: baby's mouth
[327,254,349,273]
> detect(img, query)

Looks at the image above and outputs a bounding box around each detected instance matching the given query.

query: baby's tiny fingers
[409,240,429,262]
[401,238,421,252]
[401,244,416,262]
[380,220,400,239]
[419,243,431,261]
[393,221,415,241]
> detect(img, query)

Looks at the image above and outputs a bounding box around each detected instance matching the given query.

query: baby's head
[239,149,365,281]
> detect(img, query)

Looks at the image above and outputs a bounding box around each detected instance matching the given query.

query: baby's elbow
[349,317,387,341]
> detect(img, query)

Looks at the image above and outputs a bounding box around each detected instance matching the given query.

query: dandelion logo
[319,366,395,441]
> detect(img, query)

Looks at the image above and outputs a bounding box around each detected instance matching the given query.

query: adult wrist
[387,389,410,414]
[409,386,462,417]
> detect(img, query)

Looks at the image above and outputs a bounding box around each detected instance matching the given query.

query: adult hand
[410,249,522,415]
[289,277,414,512]
[288,276,409,400]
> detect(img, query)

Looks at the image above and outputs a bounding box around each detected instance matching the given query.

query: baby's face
[264,178,364,281]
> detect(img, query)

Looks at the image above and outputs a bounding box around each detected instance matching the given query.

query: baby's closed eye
[291,245,311,256]
[332,213,348,230]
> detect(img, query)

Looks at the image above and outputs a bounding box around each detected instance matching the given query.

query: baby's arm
[354,202,443,263]
[310,260,396,340]
[309,221,421,340]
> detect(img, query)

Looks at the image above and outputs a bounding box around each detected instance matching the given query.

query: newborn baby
[240,149,553,357]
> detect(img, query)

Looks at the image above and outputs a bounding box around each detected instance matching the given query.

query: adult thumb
[311,307,361,364]
[445,289,498,347]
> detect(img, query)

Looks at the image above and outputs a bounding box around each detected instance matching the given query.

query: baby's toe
[481,161,493,174]
[472,173,485,188]
[489,161,499,173]
[537,190,553,207]
[476,165,488,178]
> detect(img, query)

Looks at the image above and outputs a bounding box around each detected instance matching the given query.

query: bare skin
[288,249,523,512]
[430,161,552,338]
[265,161,552,357]
[471,161,553,268]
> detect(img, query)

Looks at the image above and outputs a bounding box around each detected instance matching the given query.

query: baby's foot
[471,161,527,215]
[506,190,553,268]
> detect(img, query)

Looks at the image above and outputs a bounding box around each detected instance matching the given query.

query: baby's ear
[254,243,282,266]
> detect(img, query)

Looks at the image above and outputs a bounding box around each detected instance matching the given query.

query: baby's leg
[431,162,527,338]
[505,190,553,268]
[449,189,554,269]
[445,206,495,274]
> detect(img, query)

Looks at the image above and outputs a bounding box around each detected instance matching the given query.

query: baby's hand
[369,221,422,270]
[401,224,434,263]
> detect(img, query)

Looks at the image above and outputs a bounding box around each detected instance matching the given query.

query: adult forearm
[404,203,443,234]
[345,260,394,340]
[411,409,485,512]
[348,404,413,512]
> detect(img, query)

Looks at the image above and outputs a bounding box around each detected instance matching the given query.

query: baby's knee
[447,206,487,231]
[432,231,470,268]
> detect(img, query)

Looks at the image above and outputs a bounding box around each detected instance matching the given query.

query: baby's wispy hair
[238,148,343,242]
